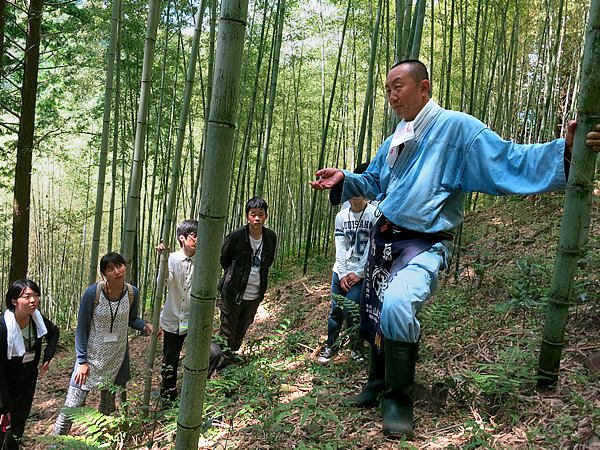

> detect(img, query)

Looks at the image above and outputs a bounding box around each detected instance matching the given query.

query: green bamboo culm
[256,0,286,197]
[121,0,162,275]
[537,0,600,388]
[142,0,208,409]
[88,0,122,285]
[174,0,249,446]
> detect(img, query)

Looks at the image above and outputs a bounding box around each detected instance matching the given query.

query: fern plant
[38,406,127,449]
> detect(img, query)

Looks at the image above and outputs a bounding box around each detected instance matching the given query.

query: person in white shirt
[318,164,378,364]
[155,219,197,404]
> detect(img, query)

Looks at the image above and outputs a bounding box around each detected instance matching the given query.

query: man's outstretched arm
[309,168,345,191]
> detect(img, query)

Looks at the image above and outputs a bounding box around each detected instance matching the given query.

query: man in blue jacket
[310,59,600,440]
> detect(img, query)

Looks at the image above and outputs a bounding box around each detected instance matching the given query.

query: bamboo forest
[1,0,600,445]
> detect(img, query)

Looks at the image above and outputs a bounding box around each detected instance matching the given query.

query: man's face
[179,232,197,256]
[348,196,366,211]
[385,64,430,121]
[247,208,267,232]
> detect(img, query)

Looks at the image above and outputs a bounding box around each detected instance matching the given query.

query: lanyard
[252,239,263,267]
[27,321,33,352]
[105,280,125,333]
[348,204,367,229]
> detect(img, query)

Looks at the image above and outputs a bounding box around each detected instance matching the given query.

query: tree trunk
[0,0,5,76]
[107,9,122,254]
[355,0,382,165]
[302,0,351,274]
[538,0,600,388]
[10,0,44,284]
[88,0,122,285]
[174,0,249,445]
[256,0,286,197]
[143,0,207,408]
[121,0,162,273]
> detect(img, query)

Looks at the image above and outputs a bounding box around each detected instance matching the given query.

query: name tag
[22,352,35,363]
[250,267,259,275]
[104,333,118,342]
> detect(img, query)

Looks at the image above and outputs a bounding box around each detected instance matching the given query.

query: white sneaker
[350,351,364,362]
[318,347,334,364]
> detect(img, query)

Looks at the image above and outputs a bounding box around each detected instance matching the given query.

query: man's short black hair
[245,196,268,215]
[391,59,429,82]
[390,60,430,95]
[177,219,198,246]
[100,252,127,275]
[354,163,370,174]
[5,279,41,312]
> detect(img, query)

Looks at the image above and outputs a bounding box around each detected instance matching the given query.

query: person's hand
[340,273,362,291]
[565,121,600,159]
[157,328,164,339]
[73,362,90,387]
[155,240,170,255]
[0,413,10,430]
[586,123,600,152]
[39,361,50,377]
[144,323,154,334]
[309,168,345,191]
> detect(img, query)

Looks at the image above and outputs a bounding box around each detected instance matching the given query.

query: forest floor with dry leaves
[19,193,600,449]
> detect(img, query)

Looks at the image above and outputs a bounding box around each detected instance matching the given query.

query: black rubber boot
[382,338,418,439]
[99,389,116,415]
[344,345,386,407]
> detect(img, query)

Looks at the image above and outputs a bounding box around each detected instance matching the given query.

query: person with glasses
[155,219,198,405]
[0,280,59,449]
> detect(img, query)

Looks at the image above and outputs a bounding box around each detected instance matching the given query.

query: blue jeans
[326,272,363,351]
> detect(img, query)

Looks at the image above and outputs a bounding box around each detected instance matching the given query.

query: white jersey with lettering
[333,203,378,279]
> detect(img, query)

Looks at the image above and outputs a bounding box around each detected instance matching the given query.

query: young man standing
[209,197,277,375]
[318,165,378,364]
[155,219,197,403]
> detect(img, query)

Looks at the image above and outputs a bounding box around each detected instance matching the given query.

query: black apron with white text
[360,216,445,352]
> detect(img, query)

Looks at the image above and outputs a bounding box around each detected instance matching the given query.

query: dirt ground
[18,194,600,449]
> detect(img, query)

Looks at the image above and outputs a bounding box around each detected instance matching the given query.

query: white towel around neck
[387,99,443,167]
[4,309,47,359]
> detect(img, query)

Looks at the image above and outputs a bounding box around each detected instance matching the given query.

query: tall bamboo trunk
[88,0,122,285]
[192,0,217,218]
[538,0,600,388]
[142,0,207,408]
[121,0,162,275]
[409,0,426,59]
[140,0,173,320]
[174,0,249,446]
[256,0,286,197]
[0,0,5,76]
[356,0,382,165]
[302,0,351,274]
[107,11,122,254]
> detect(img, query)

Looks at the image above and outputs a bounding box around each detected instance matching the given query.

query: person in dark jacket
[0,279,59,449]
[209,197,277,376]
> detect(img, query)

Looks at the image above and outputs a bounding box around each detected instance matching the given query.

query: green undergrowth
[33,192,600,449]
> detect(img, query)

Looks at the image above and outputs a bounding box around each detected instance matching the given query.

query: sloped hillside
[23,192,600,449]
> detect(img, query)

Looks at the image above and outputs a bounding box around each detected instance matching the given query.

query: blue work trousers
[326,272,363,351]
